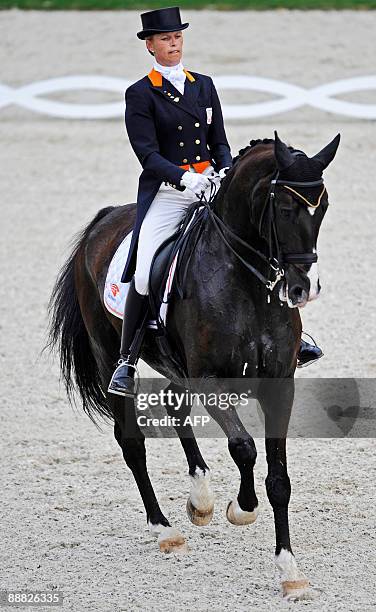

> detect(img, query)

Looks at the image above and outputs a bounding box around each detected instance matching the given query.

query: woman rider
[108,6,322,397]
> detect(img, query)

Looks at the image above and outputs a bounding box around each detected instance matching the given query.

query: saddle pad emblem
[104,231,133,318]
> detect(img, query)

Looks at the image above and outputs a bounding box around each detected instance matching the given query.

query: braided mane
[231,138,297,166]
[231,138,275,166]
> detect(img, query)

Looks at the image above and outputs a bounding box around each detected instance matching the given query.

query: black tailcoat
[121,68,233,283]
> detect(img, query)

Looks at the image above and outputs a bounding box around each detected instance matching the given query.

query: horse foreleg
[204,400,259,526]
[112,397,187,553]
[265,437,309,600]
[164,382,214,526]
[226,435,259,525]
[259,381,310,600]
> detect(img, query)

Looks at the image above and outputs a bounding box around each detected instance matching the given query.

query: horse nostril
[291,285,304,299]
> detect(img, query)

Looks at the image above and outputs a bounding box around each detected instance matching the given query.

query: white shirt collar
[153,59,186,94]
[153,59,185,78]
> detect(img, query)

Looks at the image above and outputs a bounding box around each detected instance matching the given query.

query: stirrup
[301,331,318,346]
[107,358,139,397]
[297,332,324,368]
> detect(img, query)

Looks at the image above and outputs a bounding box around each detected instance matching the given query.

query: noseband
[201,167,325,293]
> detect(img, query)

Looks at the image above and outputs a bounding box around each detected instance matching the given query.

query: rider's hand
[218,166,230,180]
[180,171,212,197]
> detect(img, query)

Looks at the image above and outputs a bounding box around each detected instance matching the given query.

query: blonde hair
[145,35,155,56]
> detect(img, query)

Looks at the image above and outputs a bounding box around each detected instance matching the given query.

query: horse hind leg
[112,396,187,554]
[164,382,215,526]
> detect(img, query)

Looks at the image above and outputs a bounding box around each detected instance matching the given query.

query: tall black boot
[107,277,149,397]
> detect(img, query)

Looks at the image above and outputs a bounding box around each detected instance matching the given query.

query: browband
[271,178,324,188]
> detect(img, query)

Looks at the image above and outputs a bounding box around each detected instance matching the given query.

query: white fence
[1,74,375,119]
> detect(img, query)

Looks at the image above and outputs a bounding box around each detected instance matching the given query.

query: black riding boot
[297,334,323,368]
[107,278,149,396]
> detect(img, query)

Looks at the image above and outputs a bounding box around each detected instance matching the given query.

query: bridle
[199,165,326,293]
[261,170,325,267]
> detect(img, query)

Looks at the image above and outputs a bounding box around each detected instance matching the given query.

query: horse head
[271,130,340,307]
[224,132,341,308]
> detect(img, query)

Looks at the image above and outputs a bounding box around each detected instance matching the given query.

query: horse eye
[280,207,291,218]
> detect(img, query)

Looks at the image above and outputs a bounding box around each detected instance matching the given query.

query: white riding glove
[180,171,212,197]
[218,167,230,180]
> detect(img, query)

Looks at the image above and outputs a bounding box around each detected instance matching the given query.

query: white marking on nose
[279,282,287,302]
[242,362,248,375]
[308,249,320,301]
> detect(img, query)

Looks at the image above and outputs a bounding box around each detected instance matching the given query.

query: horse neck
[204,156,292,316]
[212,164,272,255]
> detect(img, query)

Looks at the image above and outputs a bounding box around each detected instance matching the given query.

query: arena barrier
[1,74,375,120]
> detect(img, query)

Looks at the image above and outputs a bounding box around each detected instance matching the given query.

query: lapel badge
[174,97,180,102]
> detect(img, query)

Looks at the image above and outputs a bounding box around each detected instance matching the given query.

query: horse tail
[46,206,116,426]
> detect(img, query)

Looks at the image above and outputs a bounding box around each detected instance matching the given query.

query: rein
[200,168,324,293]
[198,180,283,291]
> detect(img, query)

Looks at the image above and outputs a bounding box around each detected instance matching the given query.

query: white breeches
[134,165,217,296]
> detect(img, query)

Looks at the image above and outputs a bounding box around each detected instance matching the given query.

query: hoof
[276,549,310,601]
[186,498,214,526]
[282,579,311,601]
[157,528,188,554]
[226,499,258,525]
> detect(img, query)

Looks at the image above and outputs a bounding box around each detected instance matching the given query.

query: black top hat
[137,6,189,40]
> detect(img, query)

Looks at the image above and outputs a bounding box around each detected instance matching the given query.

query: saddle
[147,200,209,375]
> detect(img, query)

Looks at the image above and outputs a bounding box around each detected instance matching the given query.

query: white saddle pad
[104,207,202,326]
[104,230,133,319]
[103,230,168,328]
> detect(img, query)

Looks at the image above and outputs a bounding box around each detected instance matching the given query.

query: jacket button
[182,158,188,163]
[196,155,201,161]
[195,122,200,127]
[195,139,200,144]
[179,142,184,147]
[174,97,180,102]
[178,125,183,130]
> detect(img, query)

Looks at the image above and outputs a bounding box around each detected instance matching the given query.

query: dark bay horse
[47,132,340,601]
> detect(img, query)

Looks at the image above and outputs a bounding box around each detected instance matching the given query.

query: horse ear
[311,134,341,170]
[274,130,296,171]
